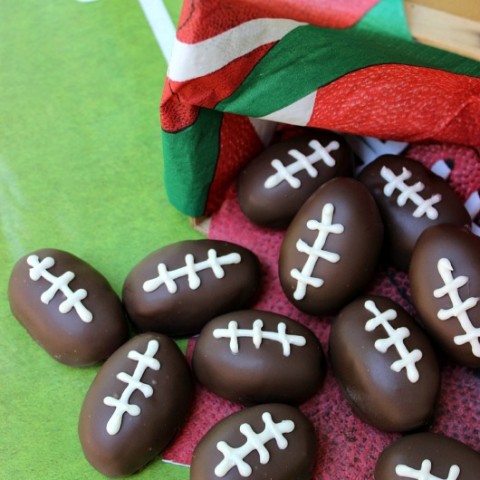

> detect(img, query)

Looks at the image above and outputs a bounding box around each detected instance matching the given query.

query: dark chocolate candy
[357,154,471,271]
[79,332,192,477]
[409,224,480,367]
[8,248,128,366]
[237,129,354,228]
[279,177,383,314]
[375,432,480,480]
[190,403,316,480]
[329,295,440,432]
[122,239,260,336]
[192,310,325,405]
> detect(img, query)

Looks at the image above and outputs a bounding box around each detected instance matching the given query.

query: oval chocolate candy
[79,332,192,477]
[122,239,260,336]
[237,129,354,229]
[8,248,128,366]
[190,403,316,480]
[375,432,480,480]
[357,154,471,271]
[409,224,480,367]
[329,295,440,432]
[192,310,325,405]
[279,177,383,315]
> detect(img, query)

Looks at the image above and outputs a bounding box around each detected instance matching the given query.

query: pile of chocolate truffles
[8,128,480,479]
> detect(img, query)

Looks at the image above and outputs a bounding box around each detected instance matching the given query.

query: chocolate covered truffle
[122,239,260,336]
[375,432,480,480]
[192,310,325,405]
[329,295,440,432]
[410,224,480,367]
[279,177,383,315]
[237,129,354,228]
[190,403,316,480]
[357,154,471,271]
[8,248,128,366]
[79,332,192,477]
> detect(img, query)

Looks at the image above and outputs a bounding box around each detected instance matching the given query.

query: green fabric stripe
[217,0,480,117]
[162,108,223,217]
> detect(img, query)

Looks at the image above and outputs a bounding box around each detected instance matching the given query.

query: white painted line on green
[138,0,176,62]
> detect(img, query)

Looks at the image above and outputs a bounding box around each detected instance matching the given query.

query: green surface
[0,1,197,478]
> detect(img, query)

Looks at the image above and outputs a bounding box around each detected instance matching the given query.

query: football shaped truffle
[8,248,128,366]
[122,240,260,336]
[279,177,383,314]
[190,403,316,480]
[79,332,192,477]
[329,295,440,432]
[375,432,480,480]
[357,154,470,271]
[409,224,480,367]
[237,129,354,228]
[192,310,325,405]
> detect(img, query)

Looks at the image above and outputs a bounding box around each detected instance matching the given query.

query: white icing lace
[380,165,442,219]
[290,202,344,301]
[215,411,295,478]
[27,254,92,323]
[143,249,241,294]
[264,139,339,189]
[364,300,423,383]
[103,339,161,435]
[434,258,480,358]
[396,460,460,480]
[212,319,306,356]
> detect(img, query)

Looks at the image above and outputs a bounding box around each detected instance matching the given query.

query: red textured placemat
[163,141,480,479]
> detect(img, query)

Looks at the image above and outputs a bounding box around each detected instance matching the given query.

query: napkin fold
[161,0,480,217]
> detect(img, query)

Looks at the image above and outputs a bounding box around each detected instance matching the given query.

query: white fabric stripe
[138,0,177,62]
[259,91,316,126]
[167,18,305,82]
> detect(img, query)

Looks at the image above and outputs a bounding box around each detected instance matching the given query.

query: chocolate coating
[192,310,326,405]
[375,432,480,480]
[329,295,440,432]
[122,240,260,336]
[190,403,316,480]
[279,177,383,314]
[409,224,480,367]
[79,333,192,477]
[8,248,128,366]
[357,154,471,271]
[237,129,354,228]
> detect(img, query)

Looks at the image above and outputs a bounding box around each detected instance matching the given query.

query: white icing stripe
[143,249,242,294]
[215,412,294,477]
[434,258,480,357]
[167,18,305,82]
[364,300,422,383]
[27,255,92,323]
[290,203,344,301]
[212,319,306,356]
[264,139,339,189]
[103,339,161,435]
[260,91,316,126]
[138,0,177,62]
[396,459,460,480]
[381,166,442,219]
